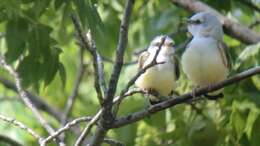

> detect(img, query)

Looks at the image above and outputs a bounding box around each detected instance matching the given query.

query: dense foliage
[0,0,260,146]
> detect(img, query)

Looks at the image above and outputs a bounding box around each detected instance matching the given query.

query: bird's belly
[135,63,176,96]
[182,48,228,86]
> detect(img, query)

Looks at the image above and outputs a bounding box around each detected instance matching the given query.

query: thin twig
[112,66,260,128]
[0,76,63,121]
[0,55,56,141]
[103,138,125,146]
[0,114,41,139]
[113,36,167,115]
[113,88,144,103]
[41,116,92,144]
[89,0,135,145]
[105,0,135,103]
[62,48,86,125]
[74,109,103,146]
[71,15,106,104]
[96,53,107,95]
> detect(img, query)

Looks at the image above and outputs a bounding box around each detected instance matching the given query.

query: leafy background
[0,0,260,146]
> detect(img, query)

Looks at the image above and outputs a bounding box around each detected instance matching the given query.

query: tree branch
[113,88,144,104]
[112,66,260,128]
[0,114,41,140]
[89,0,135,146]
[103,138,125,146]
[0,55,57,139]
[74,109,103,146]
[113,36,167,115]
[62,47,86,125]
[171,0,260,44]
[104,0,135,104]
[0,76,63,121]
[41,116,92,144]
[71,15,106,105]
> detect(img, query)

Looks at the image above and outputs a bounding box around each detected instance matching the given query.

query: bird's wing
[170,54,180,80]
[217,41,232,70]
[138,51,150,70]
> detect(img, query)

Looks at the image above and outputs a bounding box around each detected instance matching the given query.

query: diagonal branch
[41,116,92,144]
[0,76,63,121]
[113,36,167,115]
[112,66,260,128]
[171,0,260,44]
[0,55,56,139]
[104,0,135,104]
[62,47,86,125]
[0,114,41,140]
[103,138,125,146]
[71,15,106,104]
[74,109,103,146]
[88,0,135,146]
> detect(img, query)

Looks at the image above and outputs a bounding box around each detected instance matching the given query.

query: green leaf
[58,62,66,88]
[54,0,64,10]
[232,0,254,16]
[203,0,231,12]
[239,133,251,146]
[230,101,247,139]
[27,24,54,58]
[245,108,259,139]
[5,17,29,63]
[21,0,34,4]
[234,42,260,70]
[251,116,260,146]
[73,0,106,45]
[144,111,166,129]
[43,47,62,86]
[32,0,51,17]
[17,56,42,87]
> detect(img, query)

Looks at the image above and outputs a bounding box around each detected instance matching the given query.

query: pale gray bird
[135,36,180,104]
[181,12,231,99]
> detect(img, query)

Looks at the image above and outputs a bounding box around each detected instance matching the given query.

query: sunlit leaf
[234,42,260,70]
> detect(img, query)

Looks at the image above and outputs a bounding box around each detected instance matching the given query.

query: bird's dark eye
[194,19,202,24]
[165,42,174,47]
[187,19,203,25]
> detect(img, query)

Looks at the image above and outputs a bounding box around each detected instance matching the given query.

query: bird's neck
[193,32,223,41]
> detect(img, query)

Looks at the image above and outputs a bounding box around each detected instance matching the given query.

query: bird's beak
[186,19,194,24]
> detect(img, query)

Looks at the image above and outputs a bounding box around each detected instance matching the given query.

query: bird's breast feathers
[182,38,228,86]
[135,55,177,96]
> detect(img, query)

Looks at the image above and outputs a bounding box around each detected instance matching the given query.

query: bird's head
[148,35,176,55]
[187,12,223,40]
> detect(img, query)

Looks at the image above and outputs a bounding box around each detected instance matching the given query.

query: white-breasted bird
[181,12,231,99]
[135,35,180,104]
